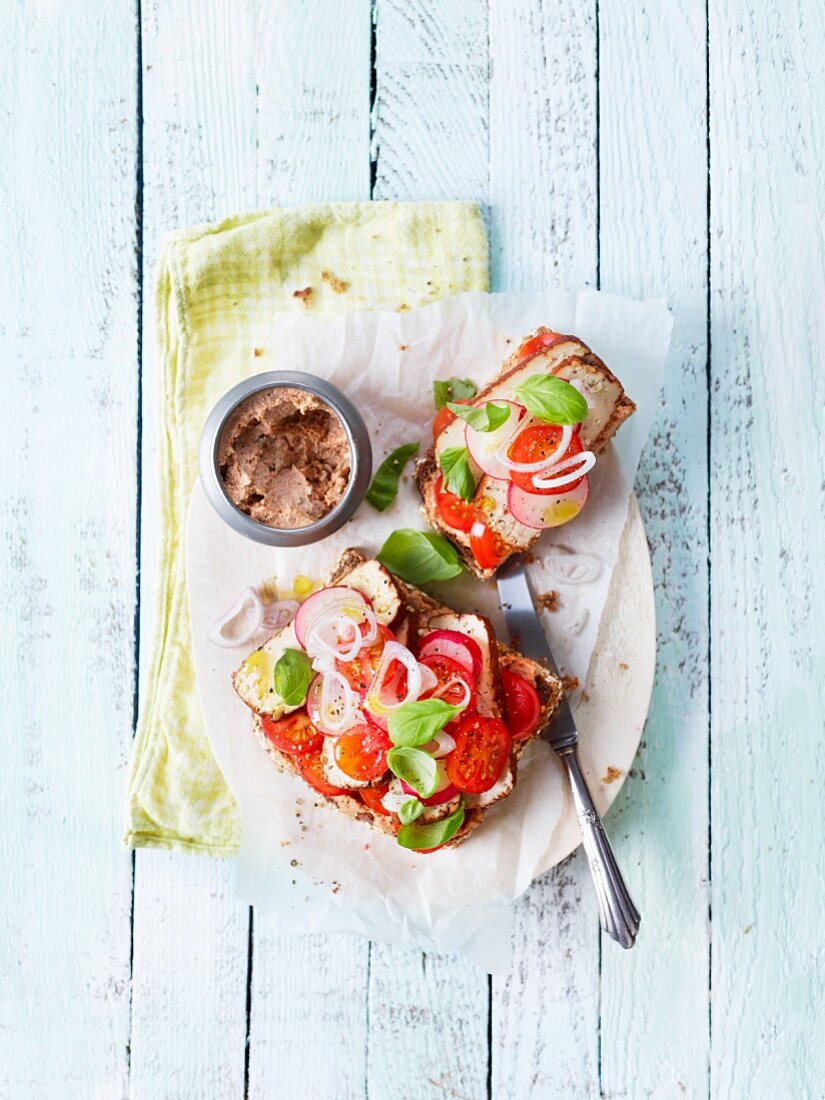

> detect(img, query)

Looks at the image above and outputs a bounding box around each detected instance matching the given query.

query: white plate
[186,480,654,879]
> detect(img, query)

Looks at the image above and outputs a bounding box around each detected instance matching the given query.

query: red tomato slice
[335,623,395,696]
[432,405,456,439]
[445,714,511,794]
[501,668,542,740]
[417,628,484,680]
[358,784,392,816]
[420,653,477,711]
[433,472,476,532]
[508,424,584,496]
[260,713,323,757]
[515,330,566,365]
[297,746,349,797]
[334,724,391,782]
[469,521,505,571]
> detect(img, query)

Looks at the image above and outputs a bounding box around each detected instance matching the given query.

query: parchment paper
[186,289,672,972]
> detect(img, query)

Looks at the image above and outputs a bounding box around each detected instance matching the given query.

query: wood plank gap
[704,1,713,1095]
[244,907,254,1099]
[369,0,378,197]
[127,0,145,1089]
[594,0,601,292]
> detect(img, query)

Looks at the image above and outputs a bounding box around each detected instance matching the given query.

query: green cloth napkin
[125,200,489,855]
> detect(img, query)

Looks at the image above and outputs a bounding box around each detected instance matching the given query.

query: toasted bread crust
[237,548,562,851]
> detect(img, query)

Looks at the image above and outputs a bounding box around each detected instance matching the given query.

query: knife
[496,555,641,949]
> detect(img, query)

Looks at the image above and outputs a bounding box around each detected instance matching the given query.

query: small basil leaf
[386,747,439,799]
[447,401,511,433]
[273,648,313,706]
[514,374,588,425]
[437,446,476,502]
[388,698,463,747]
[433,377,477,411]
[365,441,420,512]
[377,529,464,585]
[396,805,465,851]
[398,798,425,826]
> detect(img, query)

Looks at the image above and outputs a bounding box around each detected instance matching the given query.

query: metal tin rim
[197,371,372,547]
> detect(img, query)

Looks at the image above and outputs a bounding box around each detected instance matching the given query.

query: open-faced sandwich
[232,549,562,852]
[416,328,635,579]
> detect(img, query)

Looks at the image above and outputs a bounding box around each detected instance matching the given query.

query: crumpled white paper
[187,289,672,973]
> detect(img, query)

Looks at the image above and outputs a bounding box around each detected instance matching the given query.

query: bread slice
[416,328,635,579]
[234,549,562,850]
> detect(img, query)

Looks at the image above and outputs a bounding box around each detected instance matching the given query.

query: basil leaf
[398,798,425,826]
[514,374,588,425]
[389,698,463,747]
[433,377,477,411]
[437,446,476,502]
[386,747,439,799]
[447,400,511,433]
[377,529,464,584]
[397,805,465,851]
[365,441,420,512]
[273,648,313,706]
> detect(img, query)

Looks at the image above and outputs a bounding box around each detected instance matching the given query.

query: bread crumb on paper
[321,270,349,294]
[619,661,630,670]
[561,674,579,693]
[536,590,559,612]
[602,766,622,784]
[293,287,313,307]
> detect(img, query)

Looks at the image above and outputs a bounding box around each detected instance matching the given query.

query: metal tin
[198,371,372,547]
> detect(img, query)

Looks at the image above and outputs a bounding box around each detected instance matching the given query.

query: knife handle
[560,747,641,949]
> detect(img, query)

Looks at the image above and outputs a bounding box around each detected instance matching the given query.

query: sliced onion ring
[306,671,358,736]
[532,449,596,490]
[207,587,263,648]
[365,641,423,716]
[496,422,573,473]
[430,677,472,710]
[260,599,300,631]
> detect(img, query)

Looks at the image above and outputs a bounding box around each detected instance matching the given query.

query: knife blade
[495,554,578,752]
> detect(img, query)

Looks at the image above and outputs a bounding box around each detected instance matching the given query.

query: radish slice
[417,629,483,680]
[507,478,590,529]
[306,671,358,736]
[207,587,263,648]
[531,450,596,490]
[364,641,422,717]
[464,401,526,480]
[294,586,369,649]
[402,763,456,804]
[496,422,573,473]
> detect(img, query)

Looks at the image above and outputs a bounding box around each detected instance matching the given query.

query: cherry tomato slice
[445,714,511,794]
[515,330,566,365]
[334,723,391,782]
[433,472,476,532]
[508,424,584,496]
[432,398,473,440]
[420,653,477,711]
[358,784,392,816]
[297,746,349,797]
[335,623,395,696]
[501,668,542,740]
[469,521,505,571]
[260,712,323,757]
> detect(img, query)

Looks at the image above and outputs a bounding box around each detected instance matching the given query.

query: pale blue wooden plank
[709,0,825,1094]
[598,0,711,1093]
[489,1,602,1093]
[0,0,137,1094]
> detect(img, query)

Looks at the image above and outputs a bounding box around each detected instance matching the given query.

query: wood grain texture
[0,1,136,1094]
[709,1,825,1095]
[130,1,259,1091]
[245,5,373,1095]
[366,9,490,1099]
[489,2,601,1094]
[598,1,711,1094]
[373,0,489,202]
